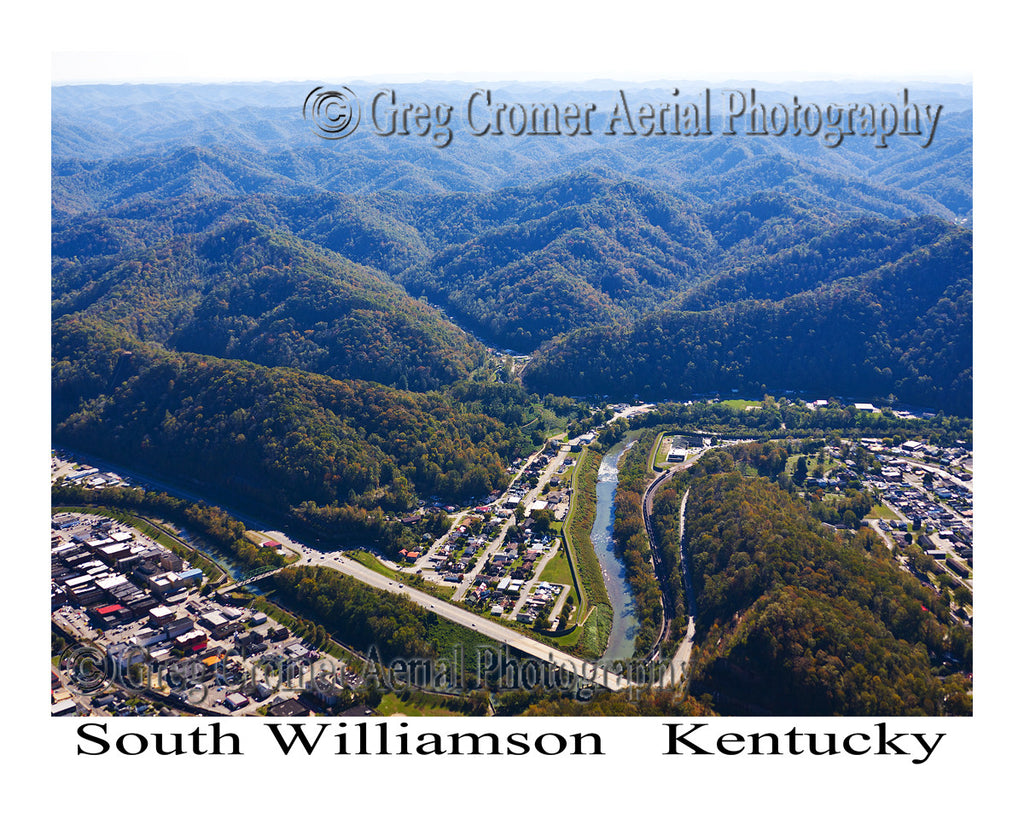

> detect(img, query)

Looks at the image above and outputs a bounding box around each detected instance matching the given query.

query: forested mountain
[53,159,973,400]
[700,192,834,259]
[52,315,531,528]
[51,146,314,217]
[525,222,972,414]
[668,214,960,311]
[681,451,972,715]
[52,189,432,277]
[52,219,483,390]
[395,172,718,349]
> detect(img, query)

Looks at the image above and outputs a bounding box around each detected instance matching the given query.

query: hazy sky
[49,1,974,85]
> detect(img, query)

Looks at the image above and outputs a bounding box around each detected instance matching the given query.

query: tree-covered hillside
[52,315,536,544]
[526,223,971,414]
[396,172,717,349]
[53,220,484,391]
[680,453,971,715]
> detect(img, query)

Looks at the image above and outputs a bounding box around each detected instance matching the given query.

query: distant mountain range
[53,81,972,217]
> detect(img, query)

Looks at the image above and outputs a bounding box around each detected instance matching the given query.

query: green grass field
[349,550,456,599]
[784,452,842,477]
[649,431,669,470]
[376,691,471,716]
[866,503,901,520]
[538,546,573,586]
[349,549,403,580]
[559,447,614,655]
[717,398,761,410]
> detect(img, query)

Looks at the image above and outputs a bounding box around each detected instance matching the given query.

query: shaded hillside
[680,459,971,715]
[670,214,959,311]
[52,220,483,391]
[525,226,972,414]
[52,315,527,519]
[397,172,718,349]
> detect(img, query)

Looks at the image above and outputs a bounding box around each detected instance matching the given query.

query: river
[592,439,640,663]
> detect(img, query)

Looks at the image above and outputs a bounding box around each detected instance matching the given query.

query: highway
[242,531,633,691]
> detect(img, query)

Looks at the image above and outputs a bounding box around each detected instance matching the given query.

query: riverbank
[593,438,641,664]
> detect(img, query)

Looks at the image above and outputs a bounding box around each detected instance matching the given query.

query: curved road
[659,489,696,688]
[639,447,709,685]
[641,465,680,661]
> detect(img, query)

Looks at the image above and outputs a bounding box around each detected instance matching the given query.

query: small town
[51,507,376,718]
[51,394,974,717]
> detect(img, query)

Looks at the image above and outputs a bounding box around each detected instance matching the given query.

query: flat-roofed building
[179,568,203,586]
[164,617,194,639]
[148,605,175,626]
[159,552,184,572]
[52,700,79,716]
